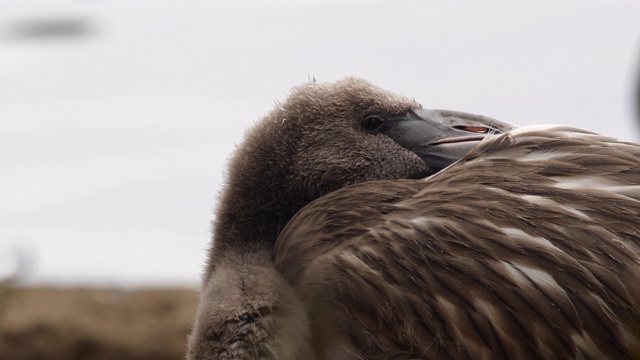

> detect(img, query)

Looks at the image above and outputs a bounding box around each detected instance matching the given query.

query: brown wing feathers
[275,125,640,359]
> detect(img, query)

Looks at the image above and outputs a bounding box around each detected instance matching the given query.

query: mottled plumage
[275,125,640,359]
[187,78,640,360]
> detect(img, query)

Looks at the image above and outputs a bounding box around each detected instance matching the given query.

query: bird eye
[362,115,385,133]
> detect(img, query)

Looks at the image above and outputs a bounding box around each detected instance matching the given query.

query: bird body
[275,125,640,359]
[187,78,640,360]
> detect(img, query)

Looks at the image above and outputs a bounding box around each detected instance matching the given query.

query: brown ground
[0,286,199,360]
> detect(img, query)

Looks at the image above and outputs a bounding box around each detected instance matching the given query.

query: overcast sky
[1,0,639,287]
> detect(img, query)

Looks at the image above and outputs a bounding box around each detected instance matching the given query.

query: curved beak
[384,109,516,172]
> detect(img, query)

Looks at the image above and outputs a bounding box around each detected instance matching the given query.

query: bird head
[216,77,516,251]
[245,77,516,201]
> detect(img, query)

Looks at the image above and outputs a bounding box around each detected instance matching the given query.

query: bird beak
[384,109,516,172]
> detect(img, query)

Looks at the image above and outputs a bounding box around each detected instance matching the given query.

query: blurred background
[1,0,639,359]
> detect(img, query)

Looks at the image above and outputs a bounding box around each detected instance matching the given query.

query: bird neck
[206,125,308,275]
[214,181,301,254]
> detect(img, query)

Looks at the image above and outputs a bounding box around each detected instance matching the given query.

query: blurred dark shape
[4,17,96,41]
